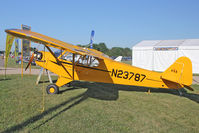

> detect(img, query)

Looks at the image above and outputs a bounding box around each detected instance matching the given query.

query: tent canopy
[134,39,199,49]
[132,39,199,73]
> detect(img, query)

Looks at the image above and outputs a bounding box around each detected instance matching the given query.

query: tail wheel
[46,84,59,94]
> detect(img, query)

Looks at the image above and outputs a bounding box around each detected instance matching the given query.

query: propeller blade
[25,53,34,71]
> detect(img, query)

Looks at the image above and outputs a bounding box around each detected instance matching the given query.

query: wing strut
[45,45,72,78]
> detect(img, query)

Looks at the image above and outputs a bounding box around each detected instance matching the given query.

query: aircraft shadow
[71,81,119,100]
[116,84,199,103]
[38,79,57,84]
[180,91,199,103]
[71,81,199,104]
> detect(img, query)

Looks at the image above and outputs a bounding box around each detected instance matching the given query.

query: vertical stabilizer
[161,56,192,86]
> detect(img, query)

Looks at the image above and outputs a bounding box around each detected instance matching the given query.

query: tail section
[161,57,193,90]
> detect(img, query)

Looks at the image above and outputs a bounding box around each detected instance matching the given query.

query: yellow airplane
[5,29,193,94]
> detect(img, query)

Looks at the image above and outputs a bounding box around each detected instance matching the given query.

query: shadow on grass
[3,81,199,132]
[71,81,199,103]
[2,81,118,132]
[71,81,119,100]
[2,90,88,133]
[119,83,199,104]
[59,87,82,94]
[118,84,199,103]
[0,78,11,81]
[30,83,118,131]
[180,91,199,103]
[38,79,57,84]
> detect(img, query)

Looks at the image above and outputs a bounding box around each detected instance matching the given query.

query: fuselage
[36,51,180,89]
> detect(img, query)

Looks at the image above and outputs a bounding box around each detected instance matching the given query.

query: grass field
[1,74,199,133]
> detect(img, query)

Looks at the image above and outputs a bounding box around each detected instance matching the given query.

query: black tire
[46,84,59,94]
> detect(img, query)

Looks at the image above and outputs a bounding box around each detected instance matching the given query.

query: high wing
[5,29,110,60]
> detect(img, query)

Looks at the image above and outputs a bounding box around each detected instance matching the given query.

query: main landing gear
[46,84,59,94]
[46,82,72,94]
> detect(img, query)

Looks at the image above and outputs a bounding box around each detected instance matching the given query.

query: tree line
[1,43,132,58]
[77,43,132,57]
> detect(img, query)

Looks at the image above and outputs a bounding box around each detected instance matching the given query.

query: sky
[0,0,199,51]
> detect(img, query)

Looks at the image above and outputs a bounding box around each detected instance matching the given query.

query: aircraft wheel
[46,84,59,94]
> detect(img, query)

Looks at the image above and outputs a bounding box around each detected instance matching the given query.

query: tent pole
[72,54,75,80]
[21,24,23,78]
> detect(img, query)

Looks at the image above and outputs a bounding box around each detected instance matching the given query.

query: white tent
[132,39,199,73]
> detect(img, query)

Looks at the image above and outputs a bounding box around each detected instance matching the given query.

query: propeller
[25,46,39,71]
[25,53,35,71]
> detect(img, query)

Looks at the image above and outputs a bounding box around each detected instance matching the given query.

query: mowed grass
[0,75,199,133]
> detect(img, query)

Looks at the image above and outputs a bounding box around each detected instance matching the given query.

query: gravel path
[0,67,56,75]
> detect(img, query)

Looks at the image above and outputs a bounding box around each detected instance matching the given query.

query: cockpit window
[54,50,62,57]
[61,52,99,67]
[61,52,73,62]
[77,55,99,67]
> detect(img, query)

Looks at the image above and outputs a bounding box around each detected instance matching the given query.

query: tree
[77,43,132,57]
[98,43,109,54]
[123,48,132,57]
[108,47,123,57]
